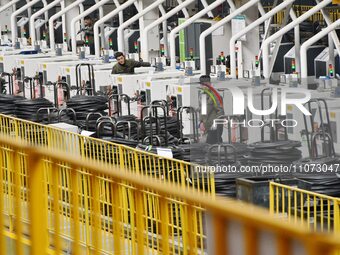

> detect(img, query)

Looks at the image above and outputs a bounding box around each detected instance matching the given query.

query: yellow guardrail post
[269,182,274,215]
[244,225,258,255]
[134,151,140,174]
[160,197,170,254]
[91,175,101,255]
[135,190,145,254]
[213,214,227,255]
[4,150,14,233]
[334,199,340,233]
[0,146,5,255]
[14,119,19,139]
[82,172,91,254]
[27,151,48,255]
[70,167,81,254]
[277,236,289,255]
[112,181,122,254]
[119,146,125,169]
[13,151,24,255]
[51,162,61,254]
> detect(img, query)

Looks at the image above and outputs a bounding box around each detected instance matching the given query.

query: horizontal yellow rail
[0,113,215,196]
[270,182,340,234]
[1,136,340,254]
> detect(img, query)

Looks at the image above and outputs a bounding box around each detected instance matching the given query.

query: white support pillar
[30,0,63,45]
[70,0,111,55]
[230,0,295,78]
[262,0,332,79]
[169,0,225,69]
[159,5,168,57]
[199,0,258,75]
[301,19,340,79]
[117,0,165,53]
[49,0,85,51]
[141,0,195,62]
[94,0,137,57]
[0,0,19,31]
[11,0,42,43]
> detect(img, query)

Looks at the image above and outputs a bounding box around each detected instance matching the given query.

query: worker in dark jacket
[112,52,151,74]
[76,16,95,54]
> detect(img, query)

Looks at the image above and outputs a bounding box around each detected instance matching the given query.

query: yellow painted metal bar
[301,192,304,225]
[13,151,23,255]
[187,205,196,255]
[282,187,285,215]
[334,200,340,233]
[91,175,101,255]
[1,136,340,255]
[135,191,145,255]
[213,215,227,255]
[51,162,61,254]
[276,186,279,214]
[307,194,310,230]
[320,198,323,232]
[0,148,6,255]
[314,196,317,232]
[27,152,48,255]
[160,198,170,254]
[288,189,291,221]
[277,236,290,255]
[269,183,274,215]
[244,225,258,255]
[70,168,81,254]
[294,190,297,223]
[112,182,122,254]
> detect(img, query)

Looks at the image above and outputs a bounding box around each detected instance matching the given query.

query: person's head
[199,75,211,85]
[115,52,126,65]
[84,16,93,27]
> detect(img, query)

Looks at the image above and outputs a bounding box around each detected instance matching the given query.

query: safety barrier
[1,136,340,255]
[264,5,340,25]
[269,182,340,233]
[0,113,215,196]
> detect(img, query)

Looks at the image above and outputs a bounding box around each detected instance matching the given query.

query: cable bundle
[164,116,181,138]
[93,116,140,146]
[0,94,25,115]
[142,117,180,146]
[207,143,249,165]
[214,170,251,198]
[15,98,54,122]
[244,140,302,165]
[66,95,108,130]
[177,143,210,164]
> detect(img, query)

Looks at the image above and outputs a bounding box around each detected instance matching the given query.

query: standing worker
[112,52,151,74]
[77,16,95,55]
[198,75,224,144]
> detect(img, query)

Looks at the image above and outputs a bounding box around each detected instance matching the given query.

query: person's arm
[133,60,151,68]
[139,61,151,67]
[111,65,118,74]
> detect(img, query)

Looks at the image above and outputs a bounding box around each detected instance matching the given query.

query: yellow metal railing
[270,182,340,233]
[1,136,340,255]
[0,113,214,196]
[264,5,340,25]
